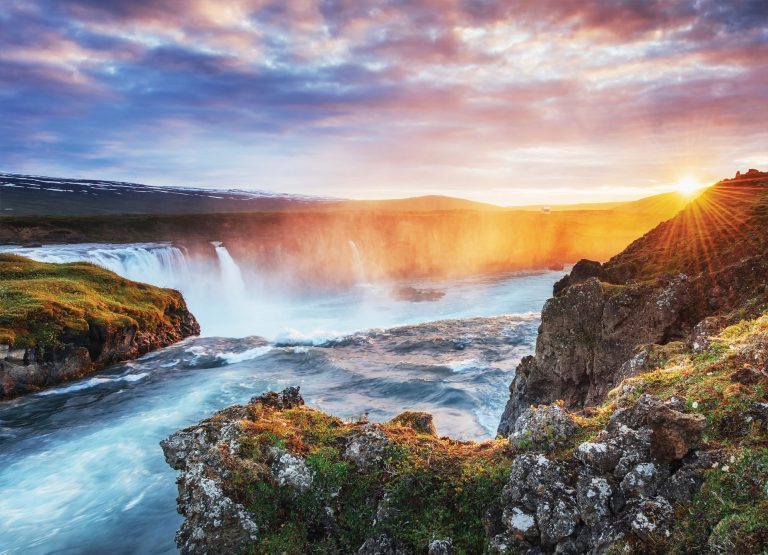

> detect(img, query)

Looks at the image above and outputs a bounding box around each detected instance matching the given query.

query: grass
[225,306,768,553]
[585,312,768,553]
[0,254,188,348]
[224,401,512,554]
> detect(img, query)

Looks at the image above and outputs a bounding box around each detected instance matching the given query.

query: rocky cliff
[0,254,199,398]
[499,173,768,435]
[163,173,768,554]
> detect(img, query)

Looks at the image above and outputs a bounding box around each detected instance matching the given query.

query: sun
[675,176,704,197]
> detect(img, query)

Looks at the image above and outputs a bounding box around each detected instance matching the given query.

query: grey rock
[160,406,259,555]
[666,467,703,503]
[269,447,313,494]
[345,424,391,470]
[576,474,612,526]
[627,497,673,543]
[427,538,454,555]
[250,386,304,409]
[620,462,669,498]
[511,404,578,450]
[357,533,411,555]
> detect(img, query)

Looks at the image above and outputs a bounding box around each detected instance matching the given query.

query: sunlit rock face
[499,176,768,436]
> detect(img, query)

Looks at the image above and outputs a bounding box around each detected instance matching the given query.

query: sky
[0,0,766,205]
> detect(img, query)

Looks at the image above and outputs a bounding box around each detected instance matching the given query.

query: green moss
[228,403,512,554]
[0,254,186,348]
[670,449,768,553]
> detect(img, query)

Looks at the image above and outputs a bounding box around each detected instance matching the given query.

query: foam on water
[216,345,274,364]
[0,244,566,554]
[0,243,559,339]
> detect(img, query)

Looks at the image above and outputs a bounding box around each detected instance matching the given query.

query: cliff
[0,254,199,398]
[499,173,768,434]
[162,173,768,554]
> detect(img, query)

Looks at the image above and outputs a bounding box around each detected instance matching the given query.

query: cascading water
[347,240,368,285]
[0,240,567,554]
[211,241,247,297]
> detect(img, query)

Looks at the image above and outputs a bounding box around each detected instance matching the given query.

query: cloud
[0,0,766,202]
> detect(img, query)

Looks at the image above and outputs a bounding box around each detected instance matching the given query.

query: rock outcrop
[1,307,198,399]
[164,387,715,554]
[499,175,768,435]
[0,255,199,398]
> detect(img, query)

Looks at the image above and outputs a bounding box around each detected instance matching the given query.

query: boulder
[609,394,705,463]
[427,538,454,554]
[510,404,578,450]
[552,259,606,296]
[389,411,438,436]
[250,386,304,409]
[357,534,411,555]
[345,424,391,470]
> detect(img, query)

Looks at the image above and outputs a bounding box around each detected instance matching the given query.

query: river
[0,243,561,554]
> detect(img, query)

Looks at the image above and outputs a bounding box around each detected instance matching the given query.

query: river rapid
[0,243,562,554]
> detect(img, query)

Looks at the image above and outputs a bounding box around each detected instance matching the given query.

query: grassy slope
[225,310,768,553]
[0,254,187,348]
[597,314,768,552]
[223,404,511,554]
[604,176,768,281]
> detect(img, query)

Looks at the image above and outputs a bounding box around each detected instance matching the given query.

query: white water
[0,243,561,339]
[212,241,247,297]
[0,242,567,554]
[347,240,368,285]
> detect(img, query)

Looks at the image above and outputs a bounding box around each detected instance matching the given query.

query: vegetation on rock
[0,254,191,348]
[0,254,199,397]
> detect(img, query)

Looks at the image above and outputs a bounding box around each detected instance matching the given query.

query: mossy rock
[388,411,438,436]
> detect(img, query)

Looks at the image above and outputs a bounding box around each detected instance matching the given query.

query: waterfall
[0,243,191,290]
[347,240,368,285]
[0,242,243,336]
[211,242,247,296]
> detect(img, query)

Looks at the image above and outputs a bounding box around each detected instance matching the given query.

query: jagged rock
[427,538,454,554]
[389,411,438,436]
[574,425,652,477]
[510,403,578,450]
[345,423,391,470]
[269,447,313,493]
[665,466,703,503]
[627,497,673,543]
[502,506,539,539]
[552,259,606,296]
[690,316,727,353]
[250,386,304,409]
[609,394,705,463]
[357,533,411,555]
[620,462,669,498]
[160,404,258,555]
[576,474,612,526]
[498,274,691,436]
[501,454,579,547]
[0,306,199,399]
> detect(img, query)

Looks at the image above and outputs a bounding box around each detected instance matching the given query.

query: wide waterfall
[0,242,249,337]
[0,242,565,342]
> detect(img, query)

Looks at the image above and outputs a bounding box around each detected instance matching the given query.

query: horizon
[0,168,725,208]
[1,1,766,205]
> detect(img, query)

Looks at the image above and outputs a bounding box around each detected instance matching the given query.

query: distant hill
[0,173,332,216]
[1,172,690,217]
[515,191,693,214]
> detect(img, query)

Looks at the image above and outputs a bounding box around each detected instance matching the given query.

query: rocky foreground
[0,254,199,398]
[163,172,768,554]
